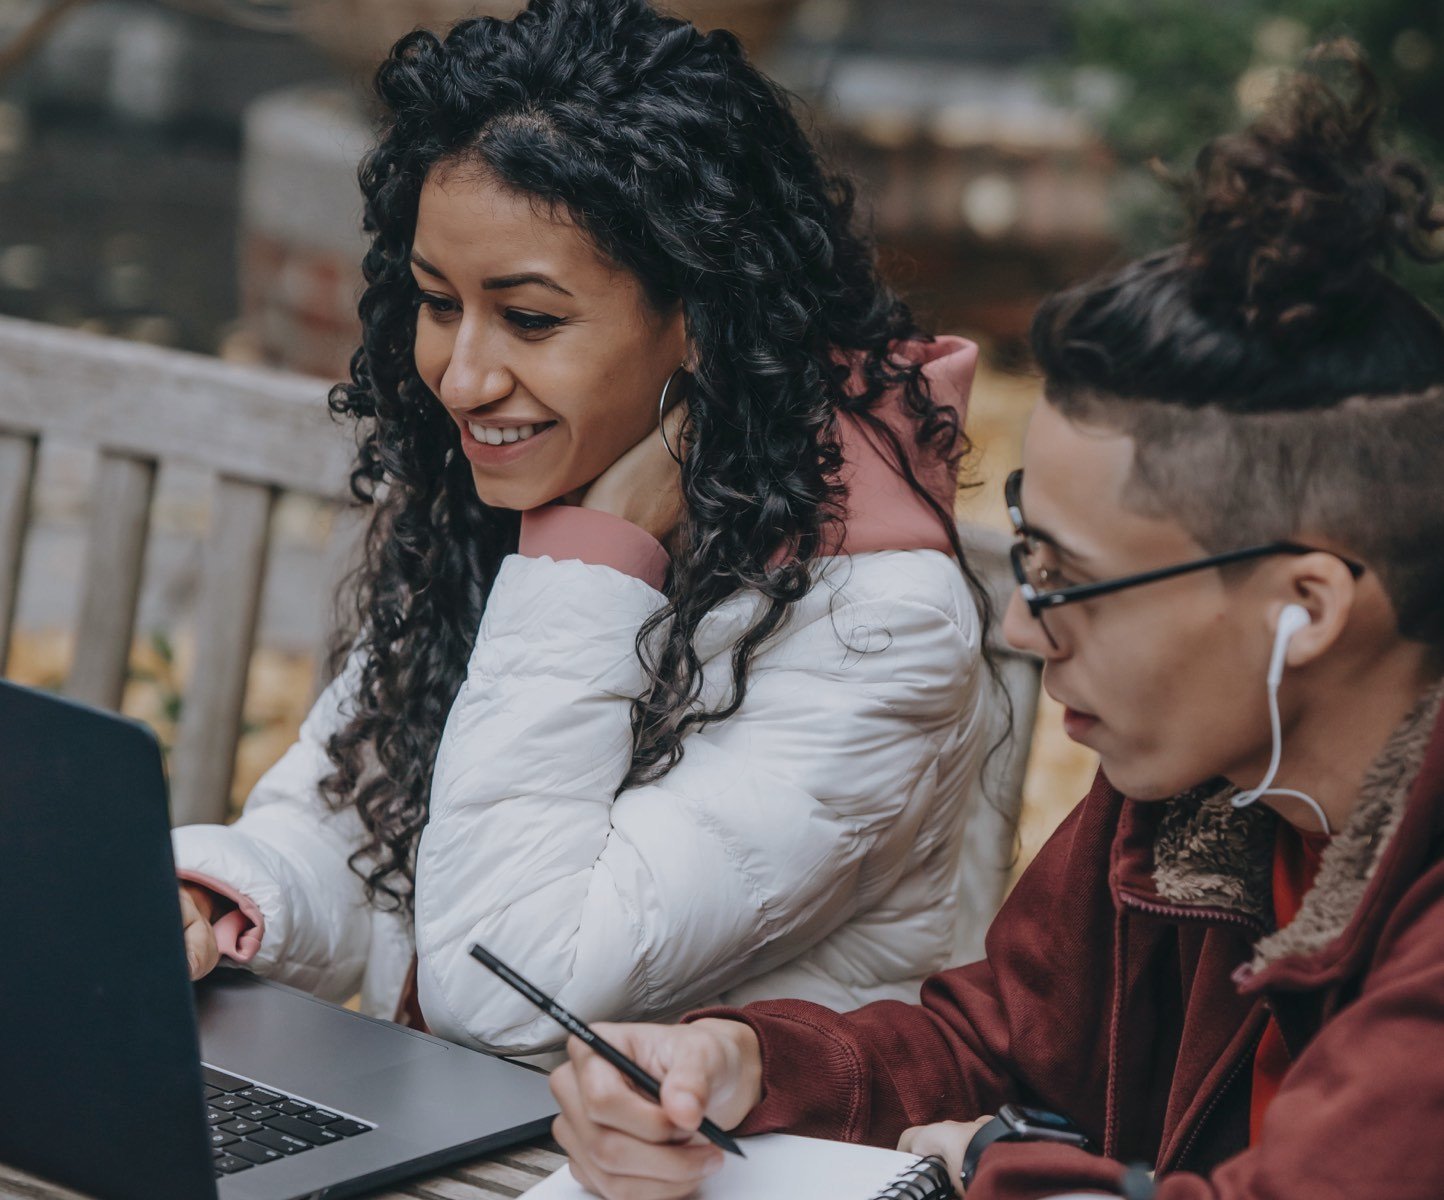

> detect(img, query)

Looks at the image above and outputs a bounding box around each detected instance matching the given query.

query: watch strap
[960,1117,1022,1187]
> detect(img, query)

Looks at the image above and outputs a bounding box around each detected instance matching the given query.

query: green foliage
[1068,0,1444,307]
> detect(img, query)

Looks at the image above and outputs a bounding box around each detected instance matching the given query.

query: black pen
[468,942,745,1158]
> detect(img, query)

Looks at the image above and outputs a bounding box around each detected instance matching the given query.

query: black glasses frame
[1004,469,1366,619]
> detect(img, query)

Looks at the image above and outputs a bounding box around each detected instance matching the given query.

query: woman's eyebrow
[482,273,574,298]
[409,251,449,281]
[408,256,574,299]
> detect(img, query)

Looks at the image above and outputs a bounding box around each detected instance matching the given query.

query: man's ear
[1276,551,1362,670]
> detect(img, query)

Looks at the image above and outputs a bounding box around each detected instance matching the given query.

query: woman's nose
[439,331,514,413]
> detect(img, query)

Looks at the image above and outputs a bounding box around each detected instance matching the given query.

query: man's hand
[179,883,220,981]
[897,1117,994,1192]
[550,1018,763,1199]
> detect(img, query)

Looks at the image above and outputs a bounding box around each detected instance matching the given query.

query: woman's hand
[578,402,687,544]
[549,1018,763,1199]
[179,883,221,981]
[897,1117,994,1192]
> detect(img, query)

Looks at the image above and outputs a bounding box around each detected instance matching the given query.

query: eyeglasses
[1005,468,1366,645]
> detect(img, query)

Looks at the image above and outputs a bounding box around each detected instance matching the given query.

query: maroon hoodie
[692,685,1444,1198]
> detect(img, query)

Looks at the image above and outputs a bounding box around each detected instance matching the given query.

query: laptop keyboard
[203,1064,375,1178]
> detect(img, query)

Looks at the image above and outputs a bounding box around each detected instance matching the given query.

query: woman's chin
[469,470,566,513]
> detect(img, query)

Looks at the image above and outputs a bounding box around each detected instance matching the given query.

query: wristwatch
[960,1104,1092,1188]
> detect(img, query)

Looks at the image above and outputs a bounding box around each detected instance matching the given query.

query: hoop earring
[658,365,688,465]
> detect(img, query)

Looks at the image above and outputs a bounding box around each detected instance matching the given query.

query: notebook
[525,1133,955,1199]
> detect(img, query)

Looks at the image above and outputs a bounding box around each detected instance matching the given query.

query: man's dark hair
[1031,39,1444,645]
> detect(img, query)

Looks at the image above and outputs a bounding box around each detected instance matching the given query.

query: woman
[173,0,995,1055]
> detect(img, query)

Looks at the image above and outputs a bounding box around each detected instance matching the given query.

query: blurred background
[2,0,1440,877]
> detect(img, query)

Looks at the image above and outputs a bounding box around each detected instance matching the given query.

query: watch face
[1012,1106,1079,1132]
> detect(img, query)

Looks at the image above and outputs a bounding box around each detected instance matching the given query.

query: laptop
[0,678,559,1200]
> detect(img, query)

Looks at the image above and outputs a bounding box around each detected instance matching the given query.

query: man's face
[1000,402,1281,800]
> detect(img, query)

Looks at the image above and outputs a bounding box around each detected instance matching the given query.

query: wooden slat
[451,1159,554,1192]
[169,476,277,827]
[312,500,369,700]
[65,452,157,710]
[0,315,352,501]
[492,1145,567,1172]
[340,1141,567,1199]
[0,433,38,671]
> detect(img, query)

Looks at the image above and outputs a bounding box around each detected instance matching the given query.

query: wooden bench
[0,314,355,826]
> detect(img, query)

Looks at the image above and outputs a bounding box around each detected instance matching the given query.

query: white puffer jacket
[173,338,991,1055]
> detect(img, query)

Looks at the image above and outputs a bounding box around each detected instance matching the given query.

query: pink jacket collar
[832,335,977,557]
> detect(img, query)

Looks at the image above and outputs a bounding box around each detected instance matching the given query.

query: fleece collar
[1141,683,1444,979]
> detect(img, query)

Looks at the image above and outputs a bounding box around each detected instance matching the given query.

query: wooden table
[0,1137,567,1199]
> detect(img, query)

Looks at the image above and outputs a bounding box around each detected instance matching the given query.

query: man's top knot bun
[1185,38,1443,343]
[1032,37,1444,416]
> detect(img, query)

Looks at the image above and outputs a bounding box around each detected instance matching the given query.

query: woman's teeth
[468,422,547,446]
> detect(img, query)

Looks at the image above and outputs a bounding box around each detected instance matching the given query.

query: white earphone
[1267,604,1311,687]
[1231,603,1331,834]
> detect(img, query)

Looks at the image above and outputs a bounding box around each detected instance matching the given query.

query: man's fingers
[898,1125,922,1156]
[554,1111,722,1200]
[553,1116,613,1199]
[660,1088,702,1131]
[565,1154,603,1200]
[586,1127,722,1185]
[554,1059,679,1147]
[554,1025,756,1200]
[572,1046,682,1143]
[657,1046,717,1132]
[897,1118,992,1187]
[569,1027,719,1137]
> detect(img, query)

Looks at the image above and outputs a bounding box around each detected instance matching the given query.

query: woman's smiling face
[410,166,688,511]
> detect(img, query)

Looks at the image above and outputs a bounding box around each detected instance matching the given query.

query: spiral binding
[872,1154,957,1200]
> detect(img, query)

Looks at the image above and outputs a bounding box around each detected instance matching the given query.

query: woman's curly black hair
[322,0,995,910]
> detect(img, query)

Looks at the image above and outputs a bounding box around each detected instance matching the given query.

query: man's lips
[1061,706,1100,740]
[1047,681,1100,741]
